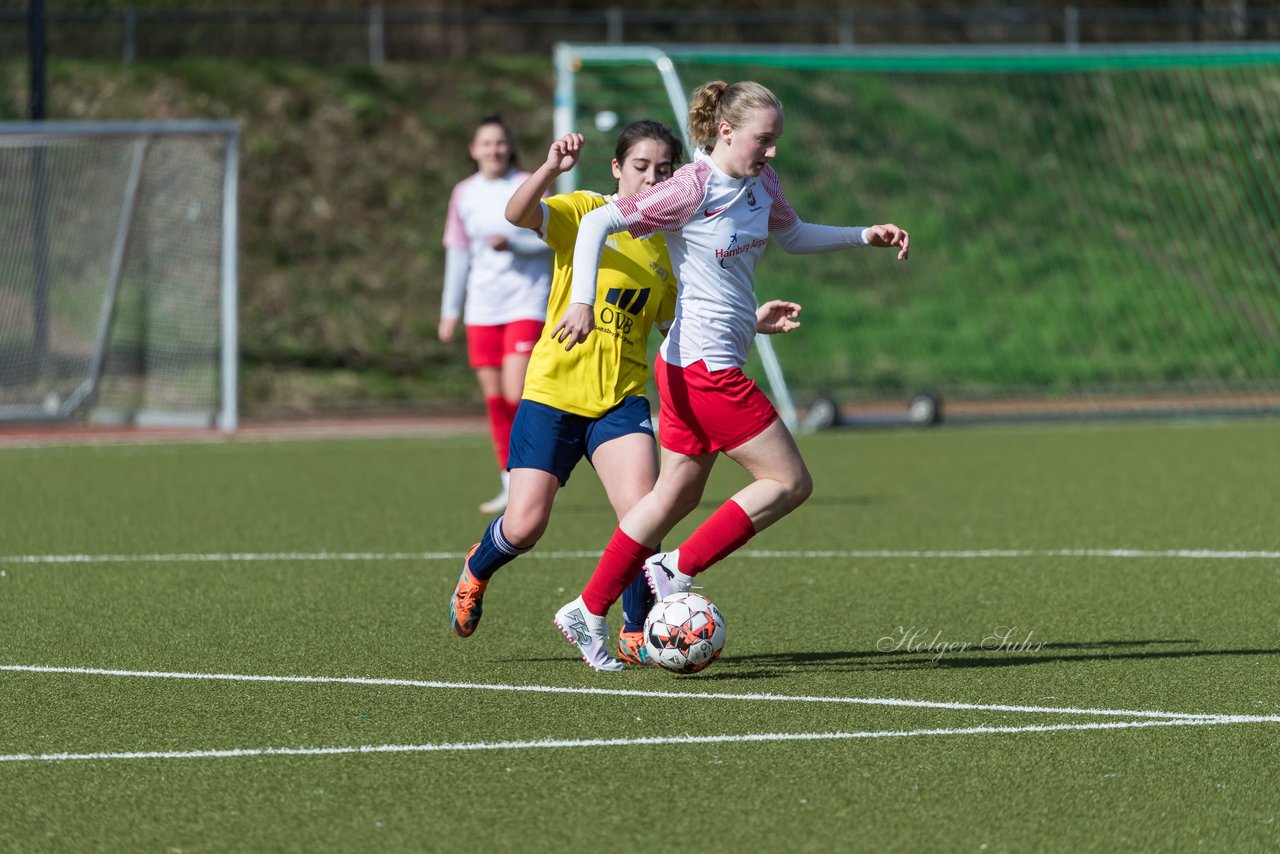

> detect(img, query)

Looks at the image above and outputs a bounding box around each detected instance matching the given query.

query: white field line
[3,547,1280,566]
[6,664,1278,724]
[0,717,1272,765]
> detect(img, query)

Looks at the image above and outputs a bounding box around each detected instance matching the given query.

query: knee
[785,468,814,511]
[499,507,549,549]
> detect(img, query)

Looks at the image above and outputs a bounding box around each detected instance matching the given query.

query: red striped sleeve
[613,160,710,237]
[761,166,799,231]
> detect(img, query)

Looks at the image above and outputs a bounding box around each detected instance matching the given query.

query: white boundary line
[3,664,1275,766]
[6,664,1278,723]
[0,717,1270,765]
[3,547,1279,565]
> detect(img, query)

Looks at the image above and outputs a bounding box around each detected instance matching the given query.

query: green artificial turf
[2,420,1278,852]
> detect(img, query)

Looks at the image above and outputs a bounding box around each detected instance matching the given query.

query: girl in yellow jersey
[450,121,800,669]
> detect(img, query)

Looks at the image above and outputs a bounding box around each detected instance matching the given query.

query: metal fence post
[1065,5,1080,50]
[369,5,386,67]
[838,10,855,46]
[607,7,623,44]
[122,7,137,63]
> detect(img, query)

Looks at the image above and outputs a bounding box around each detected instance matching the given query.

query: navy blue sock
[468,516,529,581]
[621,569,656,633]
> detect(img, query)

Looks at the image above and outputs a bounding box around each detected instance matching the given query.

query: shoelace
[454,579,483,614]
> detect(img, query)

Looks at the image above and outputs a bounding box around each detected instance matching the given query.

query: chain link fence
[3,6,1280,66]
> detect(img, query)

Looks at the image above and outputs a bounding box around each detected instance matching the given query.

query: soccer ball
[643,592,726,674]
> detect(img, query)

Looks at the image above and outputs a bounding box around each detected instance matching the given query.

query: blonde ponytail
[687,80,728,151]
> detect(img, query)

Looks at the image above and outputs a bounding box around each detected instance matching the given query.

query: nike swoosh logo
[703,206,727,218]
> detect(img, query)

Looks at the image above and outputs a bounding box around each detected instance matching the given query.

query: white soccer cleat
[643,550,694,600]
[553,596,624,672]
[479,471,510,515]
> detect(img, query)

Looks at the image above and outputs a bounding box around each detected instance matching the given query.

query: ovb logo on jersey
[600,287,649,335]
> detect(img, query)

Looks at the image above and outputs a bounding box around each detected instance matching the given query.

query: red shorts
[466,319,543,369]
[654,354,779,455]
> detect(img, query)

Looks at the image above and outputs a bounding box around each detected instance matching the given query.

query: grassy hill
[4,52,1278,415]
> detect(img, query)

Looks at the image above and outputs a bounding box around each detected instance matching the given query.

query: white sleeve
[569,203,630,306]
[771,221,871,254]
[532,201,551,239]
[441,246,470,320]
[506,228,551,255]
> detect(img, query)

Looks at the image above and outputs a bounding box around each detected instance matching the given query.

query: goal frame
[0,119,240,432]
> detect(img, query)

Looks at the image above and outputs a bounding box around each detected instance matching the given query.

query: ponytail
[687,81,729,151]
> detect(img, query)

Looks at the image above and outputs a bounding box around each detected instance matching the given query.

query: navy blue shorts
[507,396,655,485]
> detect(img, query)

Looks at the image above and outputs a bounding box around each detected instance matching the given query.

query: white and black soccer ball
[643,592,726,674]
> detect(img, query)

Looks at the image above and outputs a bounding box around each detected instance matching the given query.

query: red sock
[582,528,656,617]
[485,396,517,469]
[678,499,756,576]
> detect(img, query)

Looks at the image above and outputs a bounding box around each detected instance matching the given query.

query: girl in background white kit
[548,80,911,670]
[440,115,552,514]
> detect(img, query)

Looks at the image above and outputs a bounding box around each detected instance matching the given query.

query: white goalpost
[0,120,239,431]
[553,44,801,432]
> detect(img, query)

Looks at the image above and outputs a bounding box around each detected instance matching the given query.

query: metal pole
[219,128,241,432]
[553,43,577,194]
[123,7,137,64]
[838,11,856,46]
[369,5,385,67]
[28,0,45,120]
[28,0,50,376]
[606,7,623,44]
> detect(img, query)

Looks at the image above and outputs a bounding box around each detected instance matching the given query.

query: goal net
[0,121,239,430]
[555,44,1280,423]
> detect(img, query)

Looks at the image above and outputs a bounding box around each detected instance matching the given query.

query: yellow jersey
[521,191,676,418]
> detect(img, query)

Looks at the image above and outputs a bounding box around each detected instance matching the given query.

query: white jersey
[612,149,798,370]
[442,169,551,326]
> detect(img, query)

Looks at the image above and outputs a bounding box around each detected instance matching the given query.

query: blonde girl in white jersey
[548,81,910,670]
[440,115,553,514]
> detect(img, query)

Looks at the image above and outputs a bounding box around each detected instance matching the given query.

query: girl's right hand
[438,317,458,343]
[546,133,585,174]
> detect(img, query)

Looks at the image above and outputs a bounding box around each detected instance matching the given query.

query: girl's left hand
[865,223,910,260]
[756,300,802,334]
